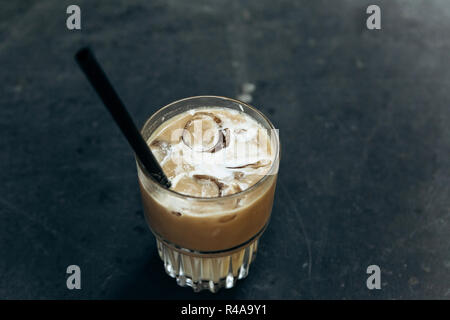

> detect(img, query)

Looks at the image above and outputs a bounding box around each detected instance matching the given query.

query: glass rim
[137,95,280,202]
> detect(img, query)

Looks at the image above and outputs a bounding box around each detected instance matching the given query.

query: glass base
[156,238,259,293]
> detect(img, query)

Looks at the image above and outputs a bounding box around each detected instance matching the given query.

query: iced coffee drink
[136,96,279,292]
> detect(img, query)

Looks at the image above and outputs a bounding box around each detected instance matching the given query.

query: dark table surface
[1,0,449,299]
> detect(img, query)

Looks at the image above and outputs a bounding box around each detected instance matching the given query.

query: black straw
[75,47,171,188]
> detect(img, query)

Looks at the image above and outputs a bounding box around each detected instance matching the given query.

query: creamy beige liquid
[139,107,278,251]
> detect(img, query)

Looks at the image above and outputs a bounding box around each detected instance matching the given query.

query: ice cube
[226,159,271,169]
[149,139,171,163]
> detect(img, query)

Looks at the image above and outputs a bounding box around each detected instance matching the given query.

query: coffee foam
[148,107,275,198]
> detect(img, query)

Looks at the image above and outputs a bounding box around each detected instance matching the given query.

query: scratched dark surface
[0,0,449,299]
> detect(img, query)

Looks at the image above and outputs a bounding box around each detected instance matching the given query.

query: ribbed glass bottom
[156,239,259,293]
